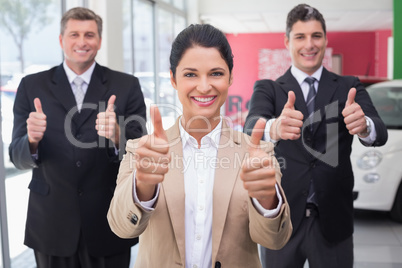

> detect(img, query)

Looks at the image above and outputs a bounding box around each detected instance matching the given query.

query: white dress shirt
[133,118,283,268]
[63,61,95,95]
[264,65,377,144]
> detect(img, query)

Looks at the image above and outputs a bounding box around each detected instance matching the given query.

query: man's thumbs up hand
[27,98,47,152]
[342,88,368,136]
[96,95,121,147]
[270,91,304,141]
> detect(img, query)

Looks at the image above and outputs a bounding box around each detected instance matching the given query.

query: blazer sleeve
[244,79,278,136]
[353,77,388,147]
[247,138,292,250]
[107,139,154,238]
[9,77,39,170]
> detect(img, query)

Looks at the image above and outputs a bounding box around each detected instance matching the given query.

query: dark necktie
[305,77,317,131]
[305,77,317,205]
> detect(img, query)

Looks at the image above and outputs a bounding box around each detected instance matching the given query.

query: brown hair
[60,7,103,38]
[286,4,326,38]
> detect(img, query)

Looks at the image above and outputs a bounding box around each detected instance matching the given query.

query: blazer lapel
[212,121,243,261]
[277,69,309,116]
[161,119,186,265]
[51,64,78,113]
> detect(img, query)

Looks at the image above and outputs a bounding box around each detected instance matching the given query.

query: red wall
[225,30,392,119]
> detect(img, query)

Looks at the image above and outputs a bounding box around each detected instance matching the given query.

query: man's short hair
[60,7,103,38]
[286,4,326,37]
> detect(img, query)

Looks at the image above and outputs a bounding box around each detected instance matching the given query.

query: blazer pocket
[28,178,50,196]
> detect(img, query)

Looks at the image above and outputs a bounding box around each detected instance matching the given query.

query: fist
[241,118,279,209]
[135,105,170,201]
[342,88,367,136]
[27,98,46,144]
[270,91,304,141]
[96,95,120,146]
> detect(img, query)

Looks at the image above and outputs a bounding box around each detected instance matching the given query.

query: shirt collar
[179,117,222,150]
[63,61,96,85]
[290,65,323,86]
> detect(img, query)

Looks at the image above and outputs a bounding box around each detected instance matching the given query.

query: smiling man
[9,7,146,268]
[244,4,388,268]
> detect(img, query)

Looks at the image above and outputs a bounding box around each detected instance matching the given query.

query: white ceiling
[198,0,394,34]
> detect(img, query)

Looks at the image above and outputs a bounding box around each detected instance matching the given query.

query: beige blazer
[108,119,292,268]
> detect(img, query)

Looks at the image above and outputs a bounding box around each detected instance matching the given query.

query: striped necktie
[305,77,317,131]
[305,76,318,205]
[73,76,85,112]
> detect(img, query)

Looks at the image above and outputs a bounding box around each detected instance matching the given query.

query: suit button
[215,261,221,268]
[310,162,315,168]
[130,214,138,225]
[78,189,83,196]
[76,133,82,139]
[76,161,81,167]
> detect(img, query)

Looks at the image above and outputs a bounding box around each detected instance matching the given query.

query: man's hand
[135,105,170,201]
[96,95,121,148]
[241,118,279,210]
[27,98,47,153]
[342,88,367,136]
[270,91,304,141]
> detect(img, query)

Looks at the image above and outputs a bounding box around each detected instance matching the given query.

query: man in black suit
[9,7,146,268]
[244,4,387,268]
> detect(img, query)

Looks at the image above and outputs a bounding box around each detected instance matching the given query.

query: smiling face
[285,19,328,75]
[59,19,102,74]
[171,45,232,131]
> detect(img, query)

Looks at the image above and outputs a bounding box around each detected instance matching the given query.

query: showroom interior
[0,0,401,267]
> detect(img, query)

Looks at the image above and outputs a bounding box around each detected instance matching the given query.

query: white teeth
[194,96,215,102]
[76,50,87,53]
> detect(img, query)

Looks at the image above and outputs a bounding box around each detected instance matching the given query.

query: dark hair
[169,24,234,78]
[286,4,326,38]
[60,7,103,38]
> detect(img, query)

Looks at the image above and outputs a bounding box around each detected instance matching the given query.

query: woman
[107,24,292,268]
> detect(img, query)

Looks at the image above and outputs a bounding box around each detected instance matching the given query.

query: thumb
[107,95,116,112]
[283,91,296,109]
[151,105,167,141]
[249,118,266,151]
[345,88,356,107]
[34,98,43,113]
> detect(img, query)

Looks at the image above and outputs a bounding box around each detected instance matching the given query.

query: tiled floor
[302,210,402,268]
[353,210,402,268]
[5,171,402,268]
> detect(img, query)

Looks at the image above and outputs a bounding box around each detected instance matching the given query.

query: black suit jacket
[9,63,147,257]
[244,68,387,243]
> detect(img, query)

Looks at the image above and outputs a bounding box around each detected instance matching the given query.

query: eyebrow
[180,67,226,72]
[293,32,323,36]
[181,67,197,72]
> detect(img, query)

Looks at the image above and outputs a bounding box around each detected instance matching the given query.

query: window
[124,0,186,130]
[1,0,187,266]
[0,0,63,266]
